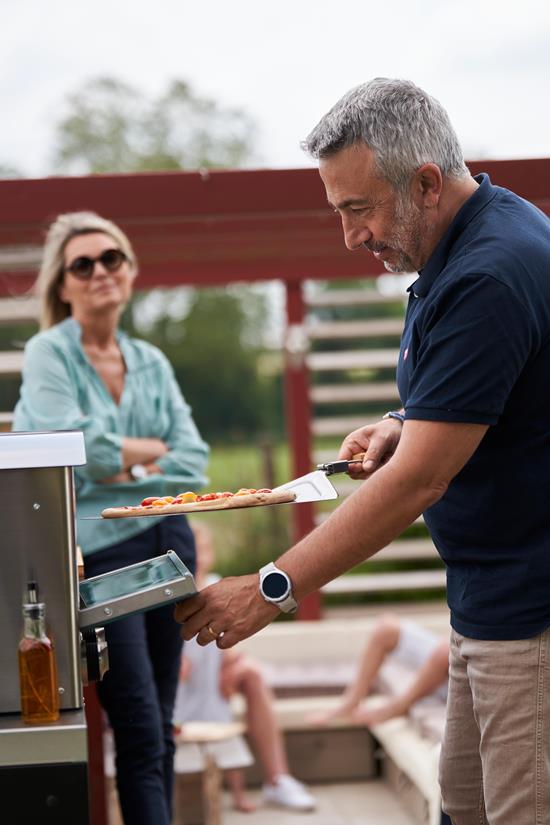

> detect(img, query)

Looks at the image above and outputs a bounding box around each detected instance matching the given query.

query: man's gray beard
[382,197,427,273]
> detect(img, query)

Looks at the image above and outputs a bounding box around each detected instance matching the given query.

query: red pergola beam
[1,159,549,296]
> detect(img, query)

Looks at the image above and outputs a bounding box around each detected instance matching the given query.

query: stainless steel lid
[0,430,86,469]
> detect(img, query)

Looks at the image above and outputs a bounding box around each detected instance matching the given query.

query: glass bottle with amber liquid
[18,581,60,724]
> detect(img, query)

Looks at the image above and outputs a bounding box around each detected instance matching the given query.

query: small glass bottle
[18,581,60,724]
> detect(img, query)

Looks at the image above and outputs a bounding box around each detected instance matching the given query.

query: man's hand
[339,418,403,478]
[174,574,279,649]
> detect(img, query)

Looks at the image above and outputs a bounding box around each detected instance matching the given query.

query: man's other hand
[338,419,403,478]
[174,574,279,649]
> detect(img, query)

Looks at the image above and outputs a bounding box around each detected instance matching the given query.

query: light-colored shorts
[394,620,448,702]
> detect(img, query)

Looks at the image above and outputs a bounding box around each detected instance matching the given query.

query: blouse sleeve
[153,355,209,486]
[14,336,123,481]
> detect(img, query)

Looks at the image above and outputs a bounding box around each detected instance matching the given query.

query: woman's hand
[338,418,404,479]
[98,470,132,484]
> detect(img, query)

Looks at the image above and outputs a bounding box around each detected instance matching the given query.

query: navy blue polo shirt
[397,174,550,640]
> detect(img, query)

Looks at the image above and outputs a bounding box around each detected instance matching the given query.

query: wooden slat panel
[0,351,24,375]
[307,349,399,372]
[315,509,426,527]
[322,569,446,595]
[313,416,378,437]
[0,297,40,324]
[307,289,407,308]
[311,382,400,404]
[369,539,437,563]
[307,319,404,339]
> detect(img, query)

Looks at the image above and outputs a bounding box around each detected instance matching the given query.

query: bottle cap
[23,580,45,618]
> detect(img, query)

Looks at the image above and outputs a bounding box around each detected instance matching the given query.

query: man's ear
[413,164,443,208]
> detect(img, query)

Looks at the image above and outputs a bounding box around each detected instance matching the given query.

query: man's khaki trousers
[440,628,550,824]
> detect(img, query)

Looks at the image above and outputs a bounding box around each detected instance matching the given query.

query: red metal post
[84,684,108,825]
[284,279,321,620]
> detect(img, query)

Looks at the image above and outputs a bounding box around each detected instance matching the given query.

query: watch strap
[382,410,405,424]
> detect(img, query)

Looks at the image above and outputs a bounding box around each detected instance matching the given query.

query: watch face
[130,464,147,480]
[262,571,289,600]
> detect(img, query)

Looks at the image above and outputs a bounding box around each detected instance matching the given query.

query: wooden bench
[235,616,448,825]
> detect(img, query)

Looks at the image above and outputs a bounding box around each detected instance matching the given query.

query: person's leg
[465,629,550,825]
[439,630,487,825]
[230,656,288,783]
[225,769,256,813]
[98,613,170,825]
[146,602,183,816]
[229,655,316,811]
[310,613,401,723]
[84,527,174,825]
[355,638,449,725]
[146,516,196,819]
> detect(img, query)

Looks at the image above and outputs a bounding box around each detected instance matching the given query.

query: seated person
[174,523,316,813]
[310,614,449,728]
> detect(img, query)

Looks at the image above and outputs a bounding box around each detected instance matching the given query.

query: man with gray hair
[176,78,550,824]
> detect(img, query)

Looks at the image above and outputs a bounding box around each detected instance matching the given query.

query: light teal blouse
[13,318,209,555]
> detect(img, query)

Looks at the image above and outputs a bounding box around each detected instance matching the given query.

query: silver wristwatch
[259,562,298,614]
[129,463,148,480]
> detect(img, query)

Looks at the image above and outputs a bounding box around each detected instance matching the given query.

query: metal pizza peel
[272,452,365,503]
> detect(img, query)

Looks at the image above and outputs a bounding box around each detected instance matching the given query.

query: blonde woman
[14,212,209,825]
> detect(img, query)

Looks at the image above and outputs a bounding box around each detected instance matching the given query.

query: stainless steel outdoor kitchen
[0,430,96,823]
[0,430,343,824]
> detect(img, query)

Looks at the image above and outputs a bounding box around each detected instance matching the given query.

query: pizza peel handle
[316,452,366,476]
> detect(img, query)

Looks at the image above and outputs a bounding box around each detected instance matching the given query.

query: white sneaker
[262,774,317,811]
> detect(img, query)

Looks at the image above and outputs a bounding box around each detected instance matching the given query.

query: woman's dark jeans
[84,517,195,825]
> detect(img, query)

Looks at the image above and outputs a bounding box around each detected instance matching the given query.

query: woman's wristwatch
[129,463,148,480]
[382,410,406,424]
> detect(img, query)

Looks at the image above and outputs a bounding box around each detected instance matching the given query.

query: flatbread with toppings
[101,488,295,519]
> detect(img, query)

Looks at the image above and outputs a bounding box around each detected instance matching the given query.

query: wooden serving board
[101,489,296,519]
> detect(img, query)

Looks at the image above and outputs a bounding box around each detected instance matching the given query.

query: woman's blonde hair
[35,211,137,329]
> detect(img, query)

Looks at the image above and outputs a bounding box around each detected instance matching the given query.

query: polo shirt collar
[409,173,498,298]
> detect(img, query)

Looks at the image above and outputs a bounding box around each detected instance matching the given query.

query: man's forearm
[277,418,488,600]
[276,459,443,600]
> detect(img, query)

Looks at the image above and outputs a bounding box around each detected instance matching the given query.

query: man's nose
[342,216,371,251]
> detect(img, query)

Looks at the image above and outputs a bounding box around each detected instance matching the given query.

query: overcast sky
[1,0,549,178]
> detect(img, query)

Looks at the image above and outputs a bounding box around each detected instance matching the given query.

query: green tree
[50,75,282,442]
[124,287,281,442]
[0,164,23,178]
[53,77,256,174]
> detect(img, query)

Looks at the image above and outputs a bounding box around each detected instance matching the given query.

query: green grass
[205,441,291,492]
[191,441,293,578]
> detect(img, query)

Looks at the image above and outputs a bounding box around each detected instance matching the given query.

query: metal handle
[316,453,365,476]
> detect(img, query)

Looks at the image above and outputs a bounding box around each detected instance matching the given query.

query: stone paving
[223,780,417,825]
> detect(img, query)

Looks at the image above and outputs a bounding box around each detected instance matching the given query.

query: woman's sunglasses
[64,248,128,280]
